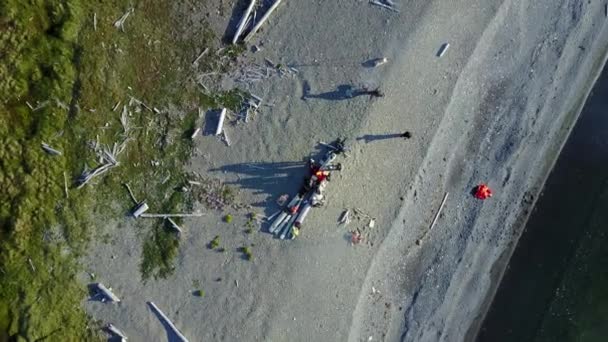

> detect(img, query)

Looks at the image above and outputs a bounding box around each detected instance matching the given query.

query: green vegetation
[239,246,253,261]
[193,289,205,298]
[224,214,233,224]
[209,235,220,250]
[0,0,245,338]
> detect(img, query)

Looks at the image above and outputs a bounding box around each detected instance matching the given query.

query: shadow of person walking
[302,81,384,101]
[356,132,411,143]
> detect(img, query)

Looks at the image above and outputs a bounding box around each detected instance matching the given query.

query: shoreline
[469,44,608,341]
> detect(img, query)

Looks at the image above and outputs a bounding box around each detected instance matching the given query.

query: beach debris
[93,13,97,31]
[339,209,351,225]
[104,323,128,341]
[351,229,364,245]
[371,286,380,295]
[369,0,399,13]
[63,172,69,198]
[368,218,376,228]
[167,218,183,234]
[129,96,153,112]
[276,194,289,206]
[216,108,227,135]
[132,202,149,218]
[243,0,284,43]
[473,184,492,200]
[92,283,121,302]
[191,127,201,139]
[147,302,190,342]
[28,258,35,272]
[114,8,133,32]
[77,140,127,188]
[437,43,450,57]
[41,142,62,156]
[192,47,209,66]
[222,130,231,146]
[371,57,388,67]
[266,210,281,221]
[139,212,205,218]
[416,192,449,246]
[232,0,257,44]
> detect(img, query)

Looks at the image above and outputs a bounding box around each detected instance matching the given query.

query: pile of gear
[268,138,347,240]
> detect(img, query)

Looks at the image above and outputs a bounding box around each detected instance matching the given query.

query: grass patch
[0,0,243,338]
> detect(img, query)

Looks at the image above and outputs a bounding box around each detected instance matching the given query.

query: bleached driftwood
[132,202,149,218]
[429,192,449,232]
[41,142,62,156]
[63,172,69,198]
[93,13,97,31]
[192,47,209,66]
[437,43,450,57]
[369,0,399,12]
[191,128,201,139]
[243,0,284,43]
[77,141,127,188]
[123,183,138,204]
[147,302,190,342]
[222,130,231,146]
[167,218,183,233]
[105,323,128,340]
[28,258,35,272]
[338,209,350,225]
[114,8,133,32]
[129,96,153,112]
[94,283,121,302]
[120,105,129,133]
[371,57,388,67]
[25,101,34,110]
[112,101,121,112]
[232,0,257,44]
[215,108,227,135]
[139,213,205,218]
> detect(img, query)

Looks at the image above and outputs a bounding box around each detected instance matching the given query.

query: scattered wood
[77,141,127,188]
[167,218,183,233]
[41,142,62,156]
[215,108,227,135]
[222,130,231,146]
[139,213,205,218]
[112,101,121,111]
[368,218,376,228]
[417,192,449,246]
[147,302,190,342]
[123,183,139,204]
[129,96,153,112]
[338,209,350,225]
[114,8,133,32]
[132,202,149,218]
[371,57,388,67]
[319,141,340,151]
[25,101,34,110]
[192,47,209,66]
[369,0,399,13]
[153,107,161,114]
[63,172,69,198]
[28,258,35,272]
[437,43,450,57]
[232,0,257,44]
[243,0,284,43]
[191,127,201,139]
[266,210,281,221]
[93,283,121,302]
[33,101,49,111]
[93,13,97,31]
[187,180,202,186]
[105,323,128,341]
[120,105,129,133]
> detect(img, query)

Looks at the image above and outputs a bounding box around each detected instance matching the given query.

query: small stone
[415,239,422,246]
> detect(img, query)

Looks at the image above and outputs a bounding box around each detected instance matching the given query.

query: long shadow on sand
[356,133,405,143]
[211,160,308,214]
[301,81,378,101]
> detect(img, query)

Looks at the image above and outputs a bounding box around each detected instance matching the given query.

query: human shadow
[356,133,404,143]
[301,81,383,101]
[147,302,187,342]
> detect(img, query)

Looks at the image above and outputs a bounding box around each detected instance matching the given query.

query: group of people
[299,139,348,207]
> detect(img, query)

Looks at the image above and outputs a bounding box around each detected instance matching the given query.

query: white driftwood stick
[167,218,183,233]
[429,192,449,232]
[243,0,284,43]
[132,202,149,218]
[222,130,231,146]
[28,258,36,272]
[369,0,399,13]
[63,172,69,198]
[123,183,138,204]
[93,13,97,31]
[215,108,227,135]
[437,43,450,57]
[148,302,190,342]
[95,283,121,302]
[41,142,62,156]
[192,47,209,66]
[106,324,128,340]
[140,213,205,218]
[191,127,201,139]
[233,0,257,44]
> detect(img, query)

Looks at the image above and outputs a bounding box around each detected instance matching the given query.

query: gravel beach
[83,1,608,341]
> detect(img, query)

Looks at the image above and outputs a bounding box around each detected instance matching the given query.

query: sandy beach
[83,1,608,341]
